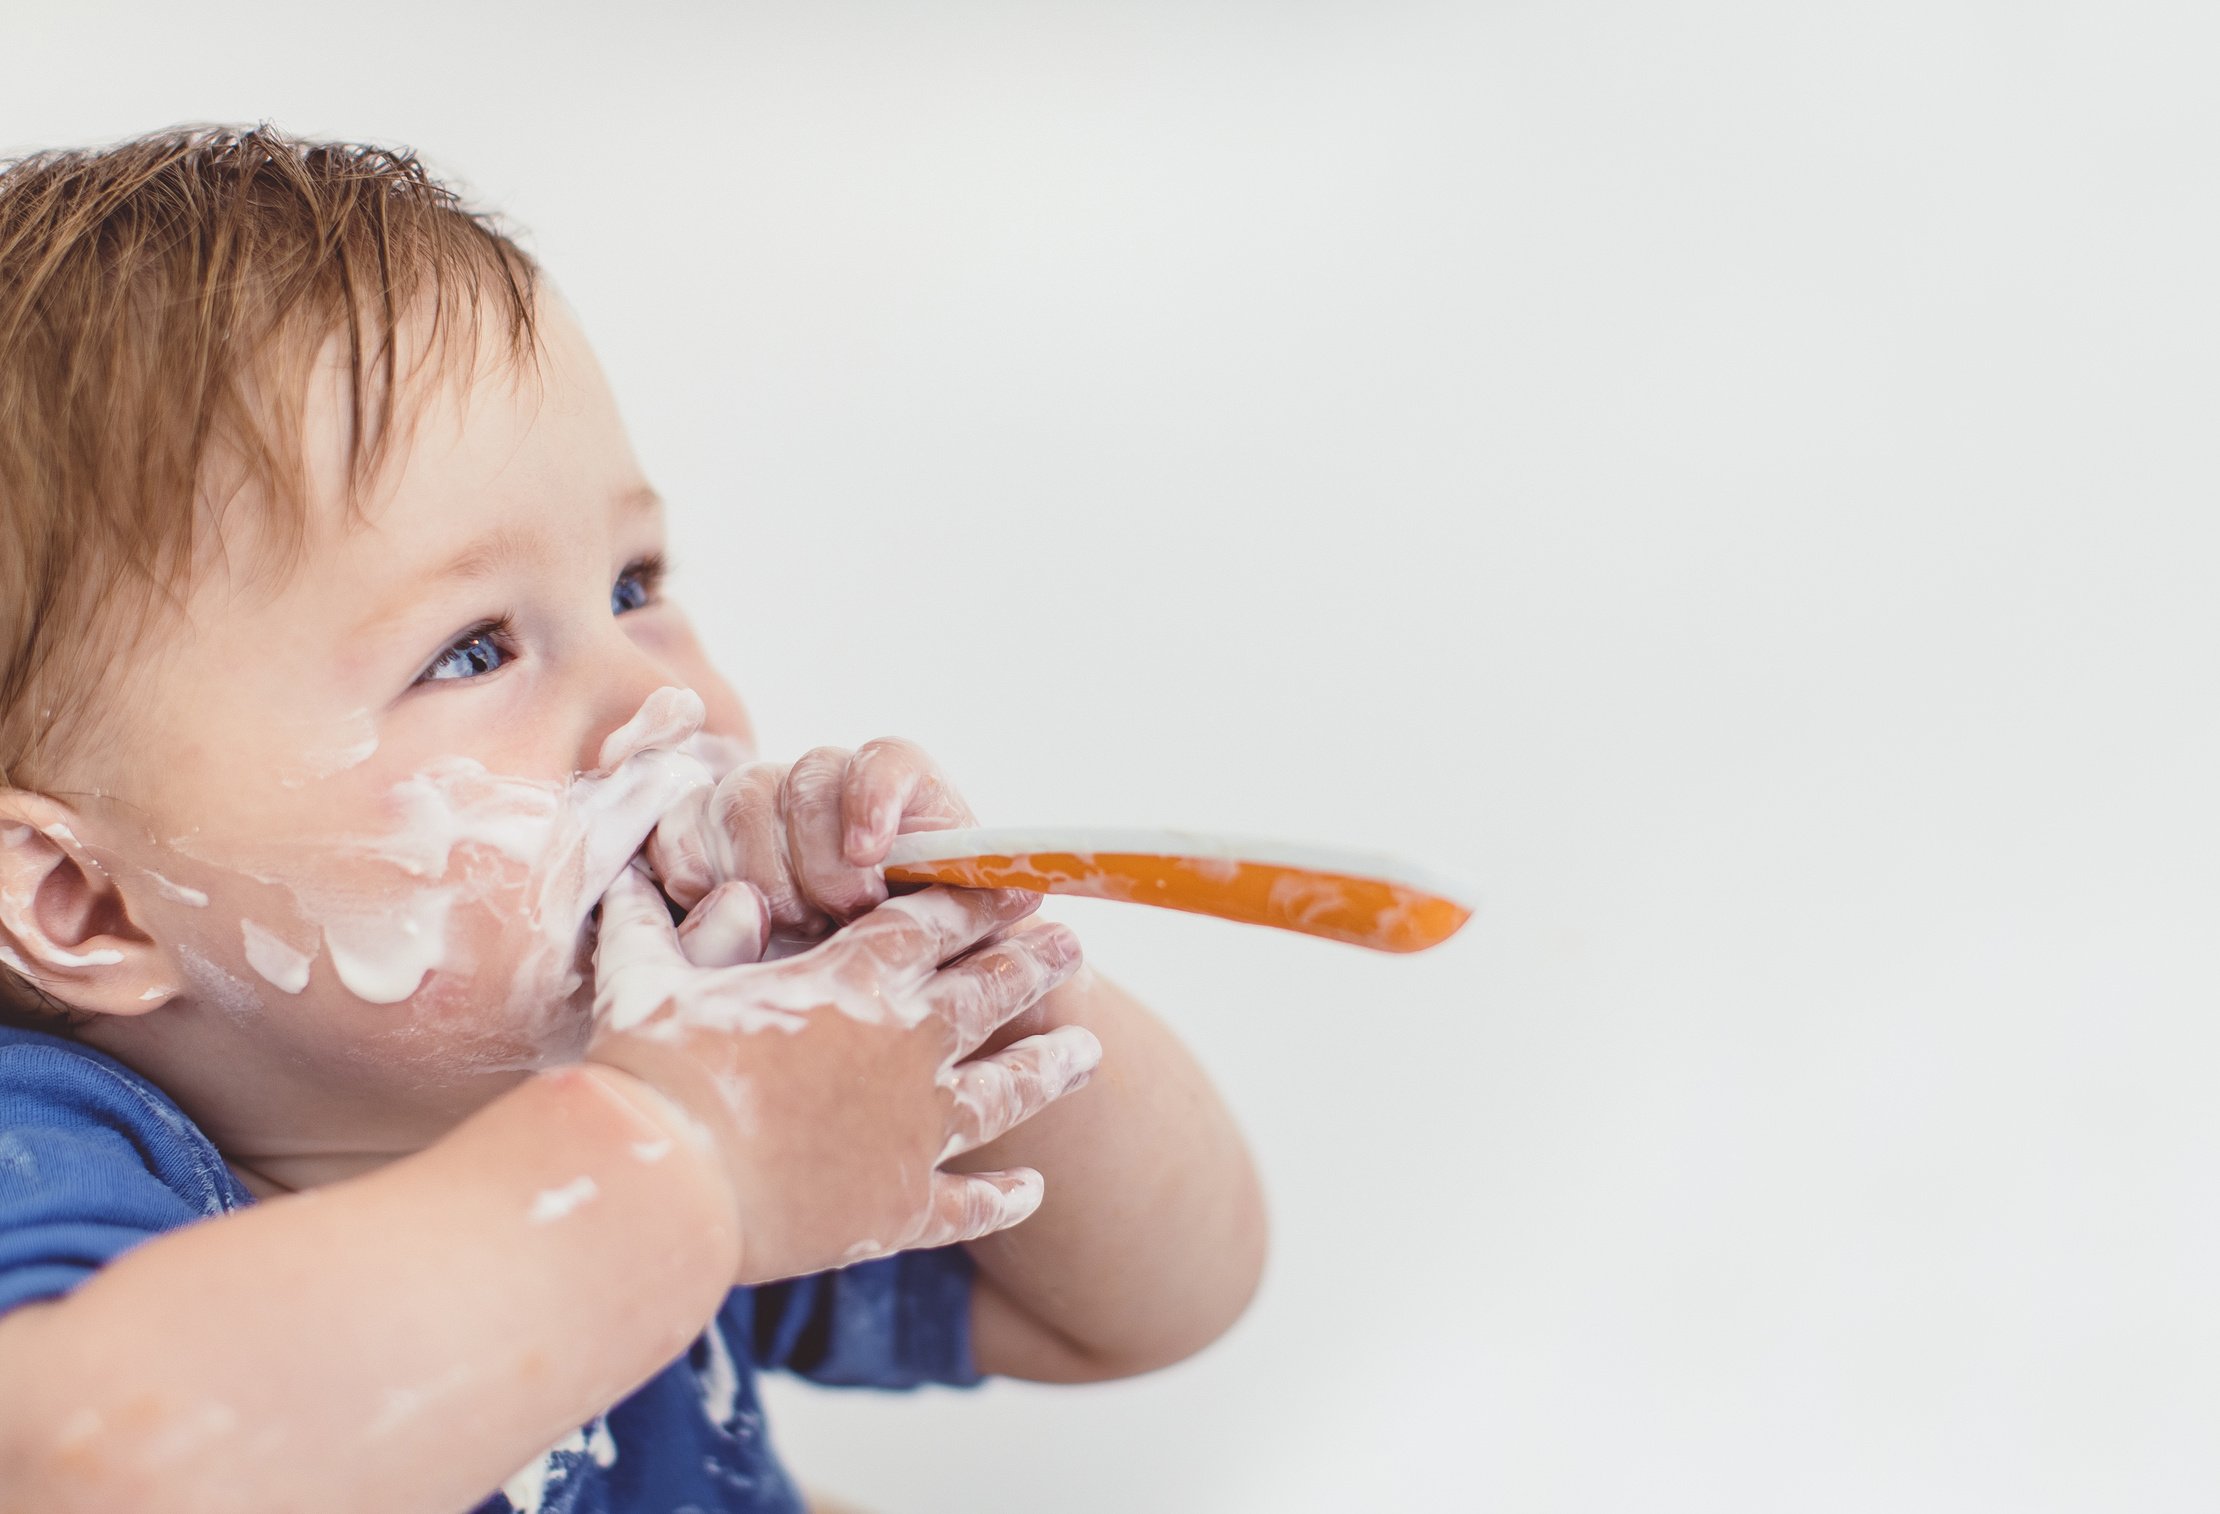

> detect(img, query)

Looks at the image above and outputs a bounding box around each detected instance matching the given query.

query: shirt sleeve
[741,1244,982,1389]
[0,1029,246,1319]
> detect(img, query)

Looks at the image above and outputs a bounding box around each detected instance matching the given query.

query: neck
[225,1148,408,1197]
[76,1002,504,1196]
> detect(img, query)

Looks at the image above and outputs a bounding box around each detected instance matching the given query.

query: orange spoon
[881,828,1473,954]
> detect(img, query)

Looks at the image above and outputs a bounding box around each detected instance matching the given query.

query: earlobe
[0,793,176,1018]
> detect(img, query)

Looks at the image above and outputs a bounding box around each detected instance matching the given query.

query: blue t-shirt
[0,1022,980,1513]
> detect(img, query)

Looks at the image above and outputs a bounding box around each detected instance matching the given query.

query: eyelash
[613,553,666,615]
[417,615,518,685]
[414,557,667,687]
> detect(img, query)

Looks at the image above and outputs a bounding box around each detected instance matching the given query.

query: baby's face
[65,299,752,1175]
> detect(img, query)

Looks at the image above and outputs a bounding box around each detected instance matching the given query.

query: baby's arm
[0,1063,736,1514]
[959,965,1268,1381]
[0,880,1083,1514]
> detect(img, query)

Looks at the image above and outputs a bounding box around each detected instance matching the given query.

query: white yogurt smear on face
[174,687,717,1054]
[144,871,209,907]
[318,883,455,1006]
[240,920,312,994]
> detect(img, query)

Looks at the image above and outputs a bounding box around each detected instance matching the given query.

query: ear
[0,792,177,1017]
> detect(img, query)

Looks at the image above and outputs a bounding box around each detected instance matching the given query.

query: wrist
[559,1063,745,1278]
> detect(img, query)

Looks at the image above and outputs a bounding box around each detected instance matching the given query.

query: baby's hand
[585,867,1098,1286]
[645,738,978,952]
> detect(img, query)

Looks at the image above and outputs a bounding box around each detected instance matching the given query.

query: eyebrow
[429,486,662,584]
[352,484,668,645]
[431,519,545,584]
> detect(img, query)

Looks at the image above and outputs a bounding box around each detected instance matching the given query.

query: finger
[710,761,826,938]
[592,866,686,1031]
[841,737,976,866]
[831,884,1046,982]
[924,923,1083,1055]
[677,880,772,968]
[911,1168,1046,1248]
[938,1025,1103,1159]
[596,865,683,962]
[784,746,887,923]
[643,787,722,911]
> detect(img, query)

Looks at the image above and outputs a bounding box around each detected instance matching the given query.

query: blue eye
[613,556,665,616]
[420,620,515,684]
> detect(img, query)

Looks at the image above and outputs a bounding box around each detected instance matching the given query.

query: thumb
[593,864,686,1032]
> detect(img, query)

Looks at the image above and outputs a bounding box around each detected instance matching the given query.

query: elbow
[1169,1156,1272,1371]
[1082,1158,1272,1382]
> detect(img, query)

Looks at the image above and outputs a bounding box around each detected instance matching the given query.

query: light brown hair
[0,124,540,789]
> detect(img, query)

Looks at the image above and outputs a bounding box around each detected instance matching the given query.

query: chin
[348,969,596,1091]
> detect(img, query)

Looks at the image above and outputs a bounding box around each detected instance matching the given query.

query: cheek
[146,684,712,1077]
[380,890,596,1073]
[165,856,582,1075]
[315,847,595,1061]
[212,871,592,1085]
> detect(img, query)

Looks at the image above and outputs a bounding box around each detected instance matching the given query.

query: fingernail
[1043,925,1083,968]
[984,886,1038,916]
[845,805,894,866]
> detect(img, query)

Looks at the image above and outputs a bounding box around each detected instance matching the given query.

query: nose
[574,633,705,776]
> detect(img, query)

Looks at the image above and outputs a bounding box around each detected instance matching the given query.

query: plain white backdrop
[6,3,2218,1509]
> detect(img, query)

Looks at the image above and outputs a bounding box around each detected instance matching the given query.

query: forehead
[309,297,623,543]
[170,295,652,681]
[182,294,638,618]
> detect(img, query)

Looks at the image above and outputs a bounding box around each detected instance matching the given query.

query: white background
[6,3,2218,1510]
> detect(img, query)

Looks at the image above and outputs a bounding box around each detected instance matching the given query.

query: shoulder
[0,1023,250,1316]
[0,1023,240,1207]
[2,1021,188,1131]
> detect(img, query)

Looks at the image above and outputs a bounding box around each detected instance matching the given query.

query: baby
[0,129,1265,1513]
